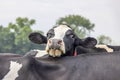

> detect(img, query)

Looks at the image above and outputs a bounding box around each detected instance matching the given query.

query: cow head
[29,24,97,57]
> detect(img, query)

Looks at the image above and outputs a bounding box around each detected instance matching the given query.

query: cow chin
[49,49,63,57]
[46,47,65,57]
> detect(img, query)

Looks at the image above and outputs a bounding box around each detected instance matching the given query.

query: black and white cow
[108,45,120,51]
[75,44,120,55]
[29,24,97,57]
[1,51,120,80]
[29,24,120,57]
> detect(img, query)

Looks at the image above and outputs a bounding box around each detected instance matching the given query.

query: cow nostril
[58,40,62,44]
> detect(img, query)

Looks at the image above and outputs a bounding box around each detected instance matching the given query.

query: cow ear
[29,32,47,44]
[83,37,97,48]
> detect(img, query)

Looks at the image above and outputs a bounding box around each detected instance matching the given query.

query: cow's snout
[48,39,62,49]
[46,38,65,57]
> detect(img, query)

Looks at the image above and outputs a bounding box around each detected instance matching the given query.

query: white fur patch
[53,25,71,39]
[2,61,22,80]
[95,45,113,52]
[33,49,47,57]
[53,25,71,53]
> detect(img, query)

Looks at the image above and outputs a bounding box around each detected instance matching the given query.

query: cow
[95,45,120,52]
[29,24,120,57]
[29,24,97,57]
[75,44,120,55]
[1,51,120,80]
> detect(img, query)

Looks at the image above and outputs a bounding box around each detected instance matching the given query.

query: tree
[97,35,112,45]
[0,17,45,54]
[56,15,95,38]
[0,26,15,53]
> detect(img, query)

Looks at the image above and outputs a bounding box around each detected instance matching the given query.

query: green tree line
[0,17,45,54]
[56,15,112,44]
[0,15,112,54]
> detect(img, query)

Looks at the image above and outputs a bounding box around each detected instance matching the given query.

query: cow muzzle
[46,39,65,57]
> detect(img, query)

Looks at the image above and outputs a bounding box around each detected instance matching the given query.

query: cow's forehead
[54,25,71,31]
[53,25,71,39]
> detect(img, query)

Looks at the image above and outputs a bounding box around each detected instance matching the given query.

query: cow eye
[69,34,75,38]
[47,33,54,39]
[67,33,75,38]
[70,34,75,38]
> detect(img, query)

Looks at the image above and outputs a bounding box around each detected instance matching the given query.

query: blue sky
[0,0,120,44]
